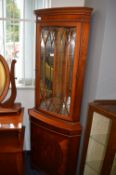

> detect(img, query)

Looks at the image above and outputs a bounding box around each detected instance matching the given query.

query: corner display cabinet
[80,100,116,175]
[28,7,93,175]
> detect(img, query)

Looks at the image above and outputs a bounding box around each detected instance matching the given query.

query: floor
[24,152,48,175]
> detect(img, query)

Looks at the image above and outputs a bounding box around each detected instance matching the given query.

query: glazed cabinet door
[34,8,92,122]
[80,101,116,175]
[83,112,112,175]
[35,22,86,121]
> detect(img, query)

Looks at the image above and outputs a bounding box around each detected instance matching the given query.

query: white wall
[16,88,34,150]
[51,0,85,7]
[96,0,116,99]
[80,0,116,131]
[77,0,116,173]
[81,0,109,124]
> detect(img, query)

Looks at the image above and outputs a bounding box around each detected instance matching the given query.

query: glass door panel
[39,26,76,116]
[84,112,112,175]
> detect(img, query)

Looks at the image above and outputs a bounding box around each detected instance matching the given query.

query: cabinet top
[90,100,116,117]
[34,7,93,22]
[35,7,93,15]
[0,108,24,130]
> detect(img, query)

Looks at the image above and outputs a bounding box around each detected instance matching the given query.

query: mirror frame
[0,55,10,102]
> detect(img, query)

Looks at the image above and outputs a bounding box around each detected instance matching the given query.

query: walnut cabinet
[29,7,92,175]
[80,100,116,175]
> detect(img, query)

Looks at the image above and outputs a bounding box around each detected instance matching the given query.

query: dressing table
[0,55,25,175]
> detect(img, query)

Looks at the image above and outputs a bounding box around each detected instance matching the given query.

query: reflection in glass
[6,0,23,19]
[39,27,76,116]
[0,61,6,96]
[84,112,112,175]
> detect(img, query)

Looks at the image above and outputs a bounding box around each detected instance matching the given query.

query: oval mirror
[0,55,10,102]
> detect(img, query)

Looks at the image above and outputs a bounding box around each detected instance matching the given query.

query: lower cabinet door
[30,120,81,175]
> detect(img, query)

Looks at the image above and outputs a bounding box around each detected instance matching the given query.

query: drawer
[0,126,25,152]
